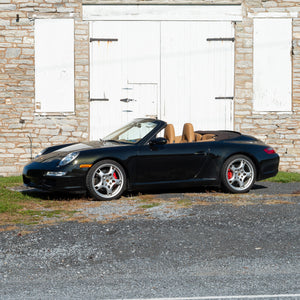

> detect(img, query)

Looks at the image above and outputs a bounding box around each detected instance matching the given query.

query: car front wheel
[221,155,256,193]
[86,160,126,201]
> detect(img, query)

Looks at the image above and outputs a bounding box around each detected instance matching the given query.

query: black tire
[86,160,126,201]
[221,154,256,193]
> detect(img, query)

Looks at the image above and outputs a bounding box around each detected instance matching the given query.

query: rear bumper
[257,155,280,181]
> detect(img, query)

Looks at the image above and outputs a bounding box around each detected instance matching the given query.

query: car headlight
[59,152,79,167]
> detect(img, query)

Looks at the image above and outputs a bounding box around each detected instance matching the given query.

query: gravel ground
[0,182,300,299]
[75,181,300,223]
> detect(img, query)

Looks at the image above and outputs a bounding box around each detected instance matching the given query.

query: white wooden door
[90,21,160,139]
[90,21,234,139]
[161,21,234,134]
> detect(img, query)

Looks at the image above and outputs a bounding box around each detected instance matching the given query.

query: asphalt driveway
[0,182,299,299]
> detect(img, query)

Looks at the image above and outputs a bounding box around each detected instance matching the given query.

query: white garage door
[89,18,235,139]
[161,21,234,134]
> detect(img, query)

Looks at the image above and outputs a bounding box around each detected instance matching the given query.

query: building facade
[0,0,300,176]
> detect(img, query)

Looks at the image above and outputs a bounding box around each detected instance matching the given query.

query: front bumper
[23,162,87,192]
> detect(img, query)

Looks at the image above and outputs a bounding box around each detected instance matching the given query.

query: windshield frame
[102,118,166,146]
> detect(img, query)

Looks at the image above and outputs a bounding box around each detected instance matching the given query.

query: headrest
[181,123,195,143]
[164,124,175,143]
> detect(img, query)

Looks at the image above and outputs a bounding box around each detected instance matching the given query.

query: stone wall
[0,0,89,176]
[234,0,300,172]
[1,0,300,176]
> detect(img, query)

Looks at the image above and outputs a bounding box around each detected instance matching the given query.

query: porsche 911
[23,118,279,200]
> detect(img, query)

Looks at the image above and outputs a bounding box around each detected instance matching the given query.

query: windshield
[103,119,158,144]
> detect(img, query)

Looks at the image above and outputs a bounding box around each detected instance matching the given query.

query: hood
[55,141,101,152]
[33,140,129,163]
[52,140,128,153]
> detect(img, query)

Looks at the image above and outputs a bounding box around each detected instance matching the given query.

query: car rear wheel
[86,160,126,201]
[221,155,256,193]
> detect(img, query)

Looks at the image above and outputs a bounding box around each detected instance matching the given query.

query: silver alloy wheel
[92,163,124,199]
[226,157,255,192]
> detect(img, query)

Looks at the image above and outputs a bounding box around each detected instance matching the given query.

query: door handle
[194,151,207,156]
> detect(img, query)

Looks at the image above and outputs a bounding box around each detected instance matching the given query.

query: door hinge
[90,98,109,102]
[207,38,235,42]
[90,38,118,42]
[291,44,294,56]
[215,97,234,100]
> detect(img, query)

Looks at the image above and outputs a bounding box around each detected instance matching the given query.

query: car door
[135,142,212,184]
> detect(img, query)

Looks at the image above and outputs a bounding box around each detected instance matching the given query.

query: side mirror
[149,137,167,146]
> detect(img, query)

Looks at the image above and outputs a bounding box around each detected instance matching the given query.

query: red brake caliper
[113,172,118,179]
[227,169,233,180]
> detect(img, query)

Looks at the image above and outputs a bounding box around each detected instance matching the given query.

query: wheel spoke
[96,169,104,177]
[94,181,104,190]
[106,186,113,195]
[228,175,236,184]
[230,165,237,172]
[245,171,252,178]
[240,160,246,170]
[107,166,115,176]
[236,177,244,187]
[235,160,245,172]
[112,178,122,186]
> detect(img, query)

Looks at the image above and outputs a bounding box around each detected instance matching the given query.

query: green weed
[265,171,300,183]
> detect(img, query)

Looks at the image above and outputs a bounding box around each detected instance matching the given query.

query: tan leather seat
[181,123,195,143]
[164,124,175,144]
[195,133,202,142]
[202,134,215,141]
[174,135,182,143]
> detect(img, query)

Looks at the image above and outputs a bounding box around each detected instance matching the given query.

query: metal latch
[120,98,137,103]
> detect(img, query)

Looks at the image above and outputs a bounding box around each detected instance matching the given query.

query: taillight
[264,147,276,154]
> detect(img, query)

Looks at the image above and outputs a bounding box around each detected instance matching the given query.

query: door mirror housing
[149,137,167,146]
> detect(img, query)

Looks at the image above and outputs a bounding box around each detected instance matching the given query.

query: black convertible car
[23,118,279,200]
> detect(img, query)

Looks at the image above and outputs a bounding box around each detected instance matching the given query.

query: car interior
[164,123,215,144]
[164,123,241,144]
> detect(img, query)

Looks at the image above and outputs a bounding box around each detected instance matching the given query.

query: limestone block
[49,135,68,143]
[0,143,16,149]
[0,166,18,174]
[61,125,75,132]
[0,4,16,10]
[23,37,34,44]
[8,148,25,154]
[39,128,60,135]
[72,132,82,137]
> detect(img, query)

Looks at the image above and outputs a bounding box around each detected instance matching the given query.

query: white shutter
[253,18,292,112]
[35,19,74,113]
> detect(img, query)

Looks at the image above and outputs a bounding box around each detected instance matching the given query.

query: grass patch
[0,176,84,227]
[265,171,300,183]
[140,203,160,209]
[18,209,75,218]
[0,171,299,227]
[176,199,193,207]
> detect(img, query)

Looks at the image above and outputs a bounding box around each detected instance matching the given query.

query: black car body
[23,118,279,200]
